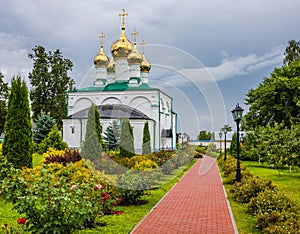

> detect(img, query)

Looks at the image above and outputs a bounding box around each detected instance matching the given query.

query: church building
[63,9,177,153]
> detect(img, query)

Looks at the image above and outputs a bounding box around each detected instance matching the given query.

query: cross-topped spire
[118,8,128,29]
[99,32,105,47]
[140,39,146,54]
[132,29,138,46]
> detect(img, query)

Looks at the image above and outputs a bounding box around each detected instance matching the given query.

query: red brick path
[131,156,236,234]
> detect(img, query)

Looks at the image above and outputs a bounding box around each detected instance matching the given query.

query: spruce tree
[142,121,151,154]
[38,125,68,153]
[119,119,135,157]
[33,112,56,144]
[3,76,33,168]
[81,104,102,161]
[103,120,120,150]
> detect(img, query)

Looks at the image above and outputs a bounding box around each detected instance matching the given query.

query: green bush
[38,125,68,153]
[248,189,299,231]
[230,176,274,203]
[1,160,117,233]
[117,170,159,205]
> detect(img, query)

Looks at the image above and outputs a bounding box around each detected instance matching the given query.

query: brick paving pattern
[131,156,235,234]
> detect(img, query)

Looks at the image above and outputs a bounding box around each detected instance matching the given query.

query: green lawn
[244,161,300,206]
[224,184,262,234]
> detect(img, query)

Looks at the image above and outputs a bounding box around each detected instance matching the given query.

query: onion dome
[141,54,151,72]
[140,40,151,72]
[107,58,115,73]
[110,9,134,59]
[94,33,110,67]
[127,29,143,65]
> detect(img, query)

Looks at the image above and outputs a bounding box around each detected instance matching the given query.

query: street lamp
[219,131,222,154]
[221,124,230,161]
[231,103,244,182]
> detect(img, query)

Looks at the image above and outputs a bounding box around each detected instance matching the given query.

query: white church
[63,9,177,153]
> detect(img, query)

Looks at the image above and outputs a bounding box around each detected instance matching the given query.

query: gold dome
[141,53,151,72]
[111,30,133,59]
[107,58,115,73]
[111,9,133,59]
[128,29,142,65]
[94,46,110,67]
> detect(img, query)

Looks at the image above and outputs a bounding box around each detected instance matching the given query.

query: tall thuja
[94,106,104,148]
[3,76,33,168]
[142,121,151,154]
[119,119,135,157]
[33,112,56,144]
[81,103,102,161]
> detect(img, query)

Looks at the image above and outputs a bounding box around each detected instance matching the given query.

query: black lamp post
[222,124,229,161]
[219,131,222,154]
[231,103,244,182]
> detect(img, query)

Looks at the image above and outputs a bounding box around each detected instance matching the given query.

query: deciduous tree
[28,45,74,129]
[245,61,300,129]
[0,71,9,134]
[284,39,300,65]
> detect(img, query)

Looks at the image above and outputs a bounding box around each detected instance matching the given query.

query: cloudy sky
[1,0,300,139]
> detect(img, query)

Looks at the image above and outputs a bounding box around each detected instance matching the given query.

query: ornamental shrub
[1,162,117,233]
[129,155,158,170]
[117,170,159,205]
[247,189,299,231]
[230,176,274,203]
[38,125,68,153]
[44,148,81,165]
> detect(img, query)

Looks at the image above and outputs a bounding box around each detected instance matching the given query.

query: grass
[0,199,20,227]
[79,159,197,233]
[243,161,300,206]
[219,159,300,234]
[224,184,262,234]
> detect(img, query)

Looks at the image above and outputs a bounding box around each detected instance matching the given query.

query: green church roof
[69,81,158,93]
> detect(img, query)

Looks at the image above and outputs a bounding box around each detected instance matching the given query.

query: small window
[70,126,75,134]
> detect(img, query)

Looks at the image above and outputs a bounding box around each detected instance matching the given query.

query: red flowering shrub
[17,217,26,225]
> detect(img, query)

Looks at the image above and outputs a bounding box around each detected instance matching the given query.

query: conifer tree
[142,121,151,154]
[94,106,104,148]
[33,112,56,144]
[3,76,33,168]
[81,104,102,161]
[38,125,68,153]
[119,119,135,157]
[103,120,120,150]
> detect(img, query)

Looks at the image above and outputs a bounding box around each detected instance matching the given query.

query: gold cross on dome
[99,32,105,46]
[118,8,128,28]
[140,39,146,54]
[132,29,138,45]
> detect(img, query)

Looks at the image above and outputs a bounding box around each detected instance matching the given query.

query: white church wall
[129,96,152,117]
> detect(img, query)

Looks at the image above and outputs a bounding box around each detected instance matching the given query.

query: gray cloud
[1,0,299,137]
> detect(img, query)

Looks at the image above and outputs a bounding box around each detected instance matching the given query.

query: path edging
[217,164,239,234]
[129,159,198,233]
